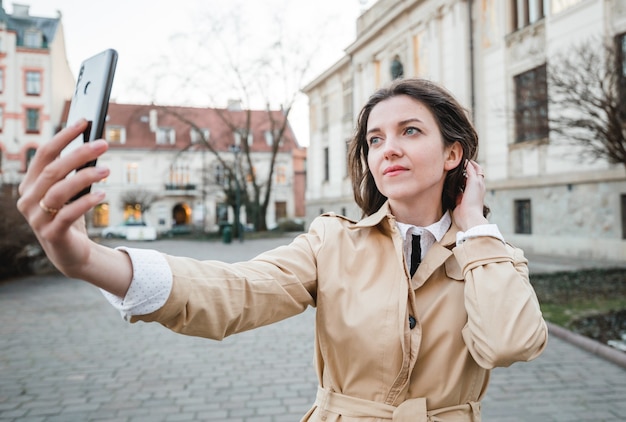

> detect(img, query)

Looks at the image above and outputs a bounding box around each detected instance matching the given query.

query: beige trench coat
[132,202,548,421]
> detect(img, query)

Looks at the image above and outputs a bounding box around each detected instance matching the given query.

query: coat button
[409,315,416,329]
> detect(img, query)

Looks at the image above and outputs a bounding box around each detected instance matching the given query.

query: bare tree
[119,189,159,222]
[0,185,49,278]
[138,5,321,235]
[547,36,626,168]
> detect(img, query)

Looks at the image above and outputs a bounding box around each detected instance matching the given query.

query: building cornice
[345,0,416,55]
[488,168,626,191]
[302,55,351,93]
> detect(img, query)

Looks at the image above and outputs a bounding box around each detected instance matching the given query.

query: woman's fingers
[34,166,109,226]
[454,160,488,230]
[18,119,89,196]
[17,119,110,235]
[18,139,108,219]
[464,160,484,180]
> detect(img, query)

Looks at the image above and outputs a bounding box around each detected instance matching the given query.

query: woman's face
[366,95,461,221]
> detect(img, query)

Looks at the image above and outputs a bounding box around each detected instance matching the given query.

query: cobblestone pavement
[1,235,625,421]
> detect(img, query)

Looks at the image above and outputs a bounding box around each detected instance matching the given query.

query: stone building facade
[0,3,74,188]
[303,0,626,262]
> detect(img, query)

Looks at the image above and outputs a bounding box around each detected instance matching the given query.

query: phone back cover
[64,49,118,156]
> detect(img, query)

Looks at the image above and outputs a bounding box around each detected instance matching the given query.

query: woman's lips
[383,165,408,176]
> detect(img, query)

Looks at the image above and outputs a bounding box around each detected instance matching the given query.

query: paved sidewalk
[0,235,624,421]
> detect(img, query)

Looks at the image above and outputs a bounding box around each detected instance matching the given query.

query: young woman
[18,78,547,421]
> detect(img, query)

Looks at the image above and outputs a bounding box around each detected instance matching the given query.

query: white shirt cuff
[456,224,505,246]
[100,247,172,321]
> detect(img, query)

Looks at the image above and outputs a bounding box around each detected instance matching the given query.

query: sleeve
[100,247,173,321]
[454,236,548,369]
[455,224,504,246]
[128,219,325,340]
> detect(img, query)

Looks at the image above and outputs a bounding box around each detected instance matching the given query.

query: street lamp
[228,144,243,243]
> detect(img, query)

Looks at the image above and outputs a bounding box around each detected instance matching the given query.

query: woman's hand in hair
[453,160,488,231]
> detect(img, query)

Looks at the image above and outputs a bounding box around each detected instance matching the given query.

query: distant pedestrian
[18,78,547,421]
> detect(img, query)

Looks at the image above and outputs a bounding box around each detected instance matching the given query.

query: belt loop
[315,386,331,421]
[469,401,481,421]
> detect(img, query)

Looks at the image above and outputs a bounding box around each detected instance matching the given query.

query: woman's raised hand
[453,160,489,232]
[17,119,132,296]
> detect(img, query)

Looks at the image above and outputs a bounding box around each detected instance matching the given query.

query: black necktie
[410,234,421,277]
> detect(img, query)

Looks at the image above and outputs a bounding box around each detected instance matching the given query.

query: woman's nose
[383,136,402,158]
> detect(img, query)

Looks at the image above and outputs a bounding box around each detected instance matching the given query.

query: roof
[61,101,301,153]
[3,4,61,47]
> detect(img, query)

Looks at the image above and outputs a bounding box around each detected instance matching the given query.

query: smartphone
[62,48,118,200]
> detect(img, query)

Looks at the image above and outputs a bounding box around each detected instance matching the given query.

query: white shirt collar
[396,211,452,263]
[396,211,451,242]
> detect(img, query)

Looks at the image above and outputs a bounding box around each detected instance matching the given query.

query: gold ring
[39,199,61,216]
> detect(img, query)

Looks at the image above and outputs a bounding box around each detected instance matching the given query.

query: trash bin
[222,224,232,244]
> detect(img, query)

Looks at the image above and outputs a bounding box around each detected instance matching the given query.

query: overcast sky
[13,0,374,145]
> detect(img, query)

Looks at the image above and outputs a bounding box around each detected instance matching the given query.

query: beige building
[303,0,626,262]
[0,2,74,187]
[62,102,305,235]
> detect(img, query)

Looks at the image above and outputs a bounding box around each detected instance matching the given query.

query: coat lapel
[411,221,463,289]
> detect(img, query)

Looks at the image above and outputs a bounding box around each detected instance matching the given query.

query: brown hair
[348,78,481,217]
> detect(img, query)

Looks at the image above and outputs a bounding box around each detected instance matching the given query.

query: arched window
[93,203,110,227]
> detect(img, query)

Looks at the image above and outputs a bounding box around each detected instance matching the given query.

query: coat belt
[314,386,481,421]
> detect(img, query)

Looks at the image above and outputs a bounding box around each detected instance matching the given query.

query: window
[275,165,286,185]
[214,163,226,186]
[93,203,110,228]
[514,199,532,234]
[511,0,546,31]
[323,147,329,182]
[514,65,548,143]
[26,148,36,169]
[125,162,139,184]
[26,108,40,133]
[234,129,253,147]
[168,164,190,188]
[621,194,626,240]
[190,128,210,144]
[106,126,126,144]
[156,127,175,144]
[25,71,41,95]
[123,203,142,223]
[265,130,274,146]
[24,30,42,48]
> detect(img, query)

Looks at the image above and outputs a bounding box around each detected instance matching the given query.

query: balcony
[165,183,197,191]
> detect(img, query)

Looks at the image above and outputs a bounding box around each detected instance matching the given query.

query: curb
[547,322,626,370]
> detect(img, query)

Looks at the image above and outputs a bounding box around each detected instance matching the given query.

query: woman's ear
[443,142,463,171]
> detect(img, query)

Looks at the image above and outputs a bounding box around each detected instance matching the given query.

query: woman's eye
[405,127,421,136]
[368,136,381,146]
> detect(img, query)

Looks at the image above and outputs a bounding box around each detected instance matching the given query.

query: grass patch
[530,268,626,343]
